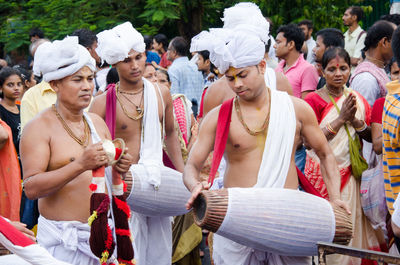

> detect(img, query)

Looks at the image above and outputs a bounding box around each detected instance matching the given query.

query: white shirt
[305,37,316,64]
[344,25,366,59]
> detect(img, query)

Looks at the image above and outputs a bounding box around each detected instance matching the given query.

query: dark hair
[154,34,169,50]
[316,28,344,48]
[277,24,305,52]
[392,26,400,66]
[70,29,97,48]
[265,37,272,53]
[348,6,364,22]
[170,37,188,57]
[363,20,395,52]
[381,14,400,26]
[198,50,210,61]
[106,68,119,85]
[29,28,44,38]
[157,69,170,83]
[144,35,153,50]
[321,47,351,70]
[298,19,313,30]
[12,65,32,84]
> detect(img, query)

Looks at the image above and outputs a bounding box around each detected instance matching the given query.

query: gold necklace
[52,104,90,147]
[234,88,271,136]
[325,85,343,98]
[115,83,144,121]
[121,92,144,115]
[119,88,144,95]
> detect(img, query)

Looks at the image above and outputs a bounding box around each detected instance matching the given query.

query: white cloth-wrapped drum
[127,166,190,217]
[193,188,352,256]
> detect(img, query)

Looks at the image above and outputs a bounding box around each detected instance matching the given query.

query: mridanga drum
[126,166,191,217]
[193,188,352,256]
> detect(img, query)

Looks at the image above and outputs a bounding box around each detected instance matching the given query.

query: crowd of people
[1,2,400,265]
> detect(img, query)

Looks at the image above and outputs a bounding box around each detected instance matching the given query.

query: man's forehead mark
[226,67,246,81]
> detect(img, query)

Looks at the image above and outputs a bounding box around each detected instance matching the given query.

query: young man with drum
[184,30,350,264]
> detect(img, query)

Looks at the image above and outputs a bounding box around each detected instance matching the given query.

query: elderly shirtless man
[20,37,130,265]
[184,29,349,265]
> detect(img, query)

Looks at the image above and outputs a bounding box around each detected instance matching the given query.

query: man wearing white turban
[90,22,185,265]
[183,31,350,265]
[20,36,131,265]
[196,2,293,120]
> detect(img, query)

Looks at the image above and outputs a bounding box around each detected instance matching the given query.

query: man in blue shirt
[167,37,203,114]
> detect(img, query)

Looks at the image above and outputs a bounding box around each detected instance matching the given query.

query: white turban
[37,36,96,82]
[32,41,52,77]
[96,22,145,65]
[190,29,265,74]
[222,2,270,44]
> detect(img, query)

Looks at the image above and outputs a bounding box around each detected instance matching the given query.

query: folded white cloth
[96,22,145,65]
[37,36,96,82]
[191,29,264,74]
[222,2,270,44]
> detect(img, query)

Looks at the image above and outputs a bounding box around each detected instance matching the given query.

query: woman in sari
[304,47,387,264]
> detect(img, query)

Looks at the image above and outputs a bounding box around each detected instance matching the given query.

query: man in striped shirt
[383,26,400,240]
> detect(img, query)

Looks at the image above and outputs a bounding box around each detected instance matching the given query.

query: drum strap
[208,98,234,185]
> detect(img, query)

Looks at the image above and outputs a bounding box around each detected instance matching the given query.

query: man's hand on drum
[186,181,210,210]
[113,147,132,174]
[331,198,352,215]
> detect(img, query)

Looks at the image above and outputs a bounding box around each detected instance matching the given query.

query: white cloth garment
[96,22,145,65]
[126,78,173,265]
[37,216,99,265]
[222,2,270,44]
[38,36,96,82]
[213,90,311,265]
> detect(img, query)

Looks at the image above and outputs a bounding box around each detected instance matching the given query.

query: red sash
[105,84,117,139]
[208,98,322,197]
[197,87,208,120]
[0,216,34,247]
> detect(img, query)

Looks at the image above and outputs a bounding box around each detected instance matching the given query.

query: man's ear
[287,40,295,51]
[49,80,59,93]
[258,59,266,74]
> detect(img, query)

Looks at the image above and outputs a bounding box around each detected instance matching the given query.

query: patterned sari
[305,87,387,264]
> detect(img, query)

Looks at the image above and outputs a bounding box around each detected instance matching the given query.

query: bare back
[21,110,109,222]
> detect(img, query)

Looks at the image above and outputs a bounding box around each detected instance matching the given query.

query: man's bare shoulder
[206,77,229,97]
[90,92,107,117]
[157,83,173,102]
[290,96,317,122]
[22,108,53,138]
[199,105,220,131]
[275,72,293,95]
[86,112,111,139]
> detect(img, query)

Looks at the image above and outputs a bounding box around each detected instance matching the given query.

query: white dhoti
[213,90,311,265]
[37,215,99,265]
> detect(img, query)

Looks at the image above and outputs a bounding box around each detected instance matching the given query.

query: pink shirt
[276,54,318,98]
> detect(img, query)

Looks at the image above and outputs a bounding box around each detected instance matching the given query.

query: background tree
[0,0,387,63]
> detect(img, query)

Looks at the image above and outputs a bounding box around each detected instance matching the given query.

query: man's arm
[184,107,219,209]
[20,120,108,200]
[275,72,293,95]
[161,85,184,172]
[294,98,350,213]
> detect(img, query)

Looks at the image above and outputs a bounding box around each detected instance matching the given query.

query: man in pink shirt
[275,23,319,99]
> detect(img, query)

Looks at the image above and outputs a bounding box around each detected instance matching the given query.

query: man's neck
[365,50,385,68]
[349,23,359,33]
[55,101,84,123]
[283,52,301,70]
[238,84,268,109]
[119,78,144,93]
[202,69,210,76]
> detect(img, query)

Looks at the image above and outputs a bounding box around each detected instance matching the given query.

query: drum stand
[317,242,400,264]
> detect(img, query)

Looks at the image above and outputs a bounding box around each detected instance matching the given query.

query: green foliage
[0,0,387,56]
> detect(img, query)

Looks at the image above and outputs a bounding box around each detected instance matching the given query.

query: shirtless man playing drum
[184,30,349,265]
